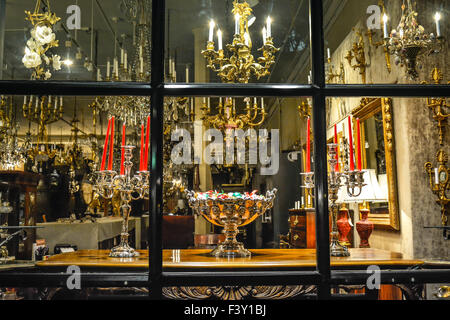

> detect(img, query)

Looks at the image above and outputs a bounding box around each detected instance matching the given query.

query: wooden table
[36,248,424,270]
[33,248,427,300]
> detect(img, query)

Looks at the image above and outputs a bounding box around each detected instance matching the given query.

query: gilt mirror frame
[351,97,400,231]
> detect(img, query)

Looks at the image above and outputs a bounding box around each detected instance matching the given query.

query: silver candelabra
[301,143,365,257]
[95,145,149,258]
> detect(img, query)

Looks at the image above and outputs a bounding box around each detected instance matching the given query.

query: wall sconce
[345,29,367,84]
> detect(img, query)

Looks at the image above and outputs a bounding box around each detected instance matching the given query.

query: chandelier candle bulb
[124,52,128,70]
[120,123,126,175]
[106,59,110,79]
[97,68,101,81]
[244,32,250,46]
[186,65,189,83]
[327,48,331,60]
[435,12,441,38]
[121,48,124,65]
[217,29,223,50]
[356,118,362,171]
[209,20,215,42]
[383,14,389,38]
[262,27,267,45]
[434,168,439,185]
[266,17,272,38]
[306,117,311,172]
[100,118,111,171]
[108,117,115,171]
[235,14,240,35]
[348,116,354,171]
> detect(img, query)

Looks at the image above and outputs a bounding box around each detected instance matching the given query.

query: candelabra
[345,29,367,84]
[95,146,149,258]
[201,97,266,131]
[382,0,445,80]
[301,144,365,257]
[202,0,279,84]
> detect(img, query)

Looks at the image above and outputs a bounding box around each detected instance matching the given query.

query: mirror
[352,98,400,230]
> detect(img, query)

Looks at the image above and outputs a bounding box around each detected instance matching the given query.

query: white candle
[54,97,58,109]
[217,29,223,50]
[261,97,264,106]
[203,97,206,105]
[209,20,215,42]
[301,196,304,207]
[140,57,144,74]
[262,27,267,45]
[435,12,441,37]
[244,32,250,46]
[48,96,52,105]
[124,52,128,69]
[106,59,111,78]
[266,17,272,38]
[235,14,240,35]
[121,48,124,64]
[60,96,63,106]
[383,14,389,38]
[97,68,101,81]
[115,58,119,77]
[23,96,27,105]
[254,97,257,105]
[308,75,311,84]
[186,65,189,83]
[169,58,173,74]
[208,97,211,109]
[434,168,440,185]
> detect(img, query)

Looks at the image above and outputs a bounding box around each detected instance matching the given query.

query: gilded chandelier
[202,0,279,84]
[22,95,64,162]
[201,97,266,131]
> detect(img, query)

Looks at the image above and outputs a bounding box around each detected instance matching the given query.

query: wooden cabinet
[0,171,42,259]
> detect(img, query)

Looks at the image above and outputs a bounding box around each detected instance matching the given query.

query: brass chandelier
[201,97,266,131]
[202,0,279,84]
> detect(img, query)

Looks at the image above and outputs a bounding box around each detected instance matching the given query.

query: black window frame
[0,0,449,300]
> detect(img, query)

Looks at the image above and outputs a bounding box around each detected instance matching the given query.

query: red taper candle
[348,116,354,171]
[306,117,311,172]
[144,115,150,170]
[139,123,145,171]
[334,124,339,172]
[108,116,115,171]
[120,122,126,175]
[356,118,362,171]
[100,118,111,171]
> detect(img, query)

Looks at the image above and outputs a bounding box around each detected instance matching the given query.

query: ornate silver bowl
[186,189,277,257]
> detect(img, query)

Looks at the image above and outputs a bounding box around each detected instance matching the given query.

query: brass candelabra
[201,0,279,84]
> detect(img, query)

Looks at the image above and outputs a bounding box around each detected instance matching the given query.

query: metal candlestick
[95,145,149,258]
[301,143,365,257]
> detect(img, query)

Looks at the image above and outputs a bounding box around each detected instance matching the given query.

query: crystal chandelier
[202,0,279,84]
[383,0,444,80]
[93,0,151,128]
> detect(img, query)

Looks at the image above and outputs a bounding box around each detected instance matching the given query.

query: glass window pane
[323,0,448,84]
[2,0,151,82]
[165,0,311,84]
[162,95,319,280]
